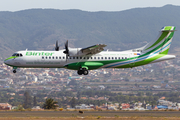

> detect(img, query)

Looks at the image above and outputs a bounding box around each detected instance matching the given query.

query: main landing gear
[77,68,88,75]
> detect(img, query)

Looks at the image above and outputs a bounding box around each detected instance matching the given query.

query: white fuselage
[7,50,135,68]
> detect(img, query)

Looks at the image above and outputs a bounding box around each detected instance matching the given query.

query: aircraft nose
[4,59,11,65]
[4,59,8,65]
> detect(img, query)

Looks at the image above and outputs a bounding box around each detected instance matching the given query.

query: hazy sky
[1,0,180,12]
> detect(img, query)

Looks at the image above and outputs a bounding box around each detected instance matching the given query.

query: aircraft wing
[81,44,107,55]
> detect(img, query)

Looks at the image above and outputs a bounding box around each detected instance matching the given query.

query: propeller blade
[55,41,59,51]
[63,40,69,62]
[63,40,69,54]
[65,40,68,53]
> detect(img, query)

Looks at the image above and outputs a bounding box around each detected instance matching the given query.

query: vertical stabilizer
[142,26,176,54]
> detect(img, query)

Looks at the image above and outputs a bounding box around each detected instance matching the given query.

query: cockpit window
[12,53,23,57]
[12,53,17,56]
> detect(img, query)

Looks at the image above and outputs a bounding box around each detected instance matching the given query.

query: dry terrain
[0,111,180,119]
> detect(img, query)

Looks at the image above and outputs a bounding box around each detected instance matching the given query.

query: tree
[24,91,32,109]
[43,98,58,109]
[146,92,153,96]
[77,91,82,100]
[137,91,144,96]
[33,96,37,106]
[71,97,76,108]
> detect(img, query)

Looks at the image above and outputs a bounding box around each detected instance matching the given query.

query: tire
[13,70,16,73]
[83,70,88,75]
[77,70,83,75]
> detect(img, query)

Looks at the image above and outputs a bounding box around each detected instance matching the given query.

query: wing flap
[81,44,106,55]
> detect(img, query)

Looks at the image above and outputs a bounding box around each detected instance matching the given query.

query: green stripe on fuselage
[116,48,169,68]
[4,56,17,61]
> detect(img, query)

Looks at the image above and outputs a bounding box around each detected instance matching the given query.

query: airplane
[4,26,176,75]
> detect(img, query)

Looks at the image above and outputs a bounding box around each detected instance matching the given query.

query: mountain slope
[0,4,180,58]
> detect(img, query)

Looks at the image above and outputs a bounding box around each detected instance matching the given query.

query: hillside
[0,4,180,59]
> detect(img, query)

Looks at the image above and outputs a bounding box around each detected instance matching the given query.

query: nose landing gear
[77,68,88,75]
[13,69,16,73]
[13,67,17,73]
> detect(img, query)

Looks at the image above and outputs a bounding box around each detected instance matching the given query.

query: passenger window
[115,57,117,59]
[94,57,96,59]
[20,54,23,57]
[122,57,124,59]
[84,57,86,59]
[49,57,51,59]
[112,57,114,59]
[77,57,78,59]
[59,57,61,59]
[69,57,71,59]
[87,57,89,59]
[105,57,107,59]
[63,57,65,59]
[80,57,82,59]
[98,57,100,59]
[42,56,44,59]
[52,57,54,59]
[108,57,110,59]
[101,57,103,59]
[118,57,121,59]
[16,54,19,57]
[46,57,48,59]
[125,57,127,59]
[91,57,93,59]
[73,57,75,59]
[56,57,58,59]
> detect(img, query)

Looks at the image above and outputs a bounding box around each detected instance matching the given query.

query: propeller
[55,41,59,51]
[63,40,69,61]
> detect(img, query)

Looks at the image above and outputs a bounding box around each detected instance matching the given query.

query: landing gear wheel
[83,70,88,75]
[77,70,83,75]
[13,70,16,73]
[77,67,89,75]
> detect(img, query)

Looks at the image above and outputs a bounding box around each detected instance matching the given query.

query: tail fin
[142,26,176,54]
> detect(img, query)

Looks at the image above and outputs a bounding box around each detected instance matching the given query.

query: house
[75,104,92,109]
[158,99,172,106]
[98,85,105,89]
[121,103,130,110]
[0,103,12,110]
[32,106,41,110]
[80,97,87,100]
[157,105,168,109]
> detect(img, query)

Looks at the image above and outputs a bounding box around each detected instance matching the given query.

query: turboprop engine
[55,40,88,61]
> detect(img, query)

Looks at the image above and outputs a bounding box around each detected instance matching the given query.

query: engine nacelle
[68,48,87,56]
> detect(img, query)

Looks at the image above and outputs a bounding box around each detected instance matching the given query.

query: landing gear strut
[77,68,88,75]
